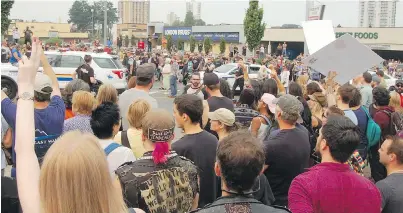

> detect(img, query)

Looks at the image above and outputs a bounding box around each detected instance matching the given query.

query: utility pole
[304,0,314,55]
[91,8,94,40]
[103,1,107,46]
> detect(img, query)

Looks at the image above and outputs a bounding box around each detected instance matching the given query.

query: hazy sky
[9,0,403,27]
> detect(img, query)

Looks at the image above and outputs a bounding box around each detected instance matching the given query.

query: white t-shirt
[99,139,136,178]
[260,46,264,53]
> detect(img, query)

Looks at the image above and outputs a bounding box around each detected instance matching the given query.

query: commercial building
[117,23,147,39]
[7,21,89,43]
[118,0,150,24]
[186,0,201,20]
[358,0,397,27]
[166,12,180,26]
[261,27,403,59]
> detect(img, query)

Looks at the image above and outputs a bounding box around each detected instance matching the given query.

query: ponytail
[152,142,170,164]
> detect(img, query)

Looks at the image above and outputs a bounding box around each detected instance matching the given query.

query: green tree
[184,11,195,26]
[177,38,184,51]
[219,38,226,54]
[130,35,136,46]
[1,0,14,35]
[45,37,63,46]
[198,41,203,53]
[124,35,129,47]
[203,38,212,54]
[93,0,118,38]
[189,36,196,53]
[166,35,173,51]
[243,0,266,52]
[68,0,92,32]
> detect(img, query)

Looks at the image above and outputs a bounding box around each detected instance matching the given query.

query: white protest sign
[302,34,384,84]
[302,20,335,55]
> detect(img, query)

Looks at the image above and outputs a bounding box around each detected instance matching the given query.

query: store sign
[193,32,239,42]
[308,5,326,20]
[164,27,192,40]
[335,32,378,39]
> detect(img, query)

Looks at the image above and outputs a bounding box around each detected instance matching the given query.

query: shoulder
[376,177,393,191]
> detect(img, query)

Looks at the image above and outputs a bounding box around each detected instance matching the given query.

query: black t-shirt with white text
[76,63,94,86]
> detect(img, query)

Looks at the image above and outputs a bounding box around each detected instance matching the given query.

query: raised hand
[17,37,43,86]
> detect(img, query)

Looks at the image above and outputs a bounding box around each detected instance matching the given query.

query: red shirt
[289,163,381,213]
[138,41,145,49]
[104,47,111,54]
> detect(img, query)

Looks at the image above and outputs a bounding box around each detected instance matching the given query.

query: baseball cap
[34,73,52,94]
[261,93,276,114]
[272,94,303,123]
[136,63,155,80]
[208,108,235,126]
[203,73,220,86]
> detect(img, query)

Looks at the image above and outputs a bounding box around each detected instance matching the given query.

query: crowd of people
[2,37,403,213]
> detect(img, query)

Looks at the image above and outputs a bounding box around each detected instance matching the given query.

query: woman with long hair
[114,99,151,158]
[219,78,233,99]
[209,108,239,141]
[63,91,96,133]
[96,83,118,105]
[14,38,143,213]
[250,93,276,140]
[115,109,199,213]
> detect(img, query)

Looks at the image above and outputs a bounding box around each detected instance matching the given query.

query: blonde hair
[127,99,151,129]
[72,91,96,115]
[96,84,118,105]
[390,91,403,113]
[40,131,128,213]
[308,99,323,116]
[297,75,309,96]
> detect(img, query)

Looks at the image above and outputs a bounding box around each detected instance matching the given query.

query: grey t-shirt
[376,173,403,213]
[343,109,358,125]
[118,88,158,130]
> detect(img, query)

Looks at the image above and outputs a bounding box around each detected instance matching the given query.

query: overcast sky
[9,0,403,27]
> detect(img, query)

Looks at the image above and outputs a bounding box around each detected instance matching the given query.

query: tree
[184,11,195,26]
[124,35,129,47]
[93,0,118,38]
[194,19,206,26]
[68,0,92,32]
[189,36,196,53]
[198,41,203,53]
[204,38,212,54]
[166,35,173,52]
[130,35,136,46]
[177,38,184,51]
[1,0,14,35]
[243,0,266,52]
[219,38,226,54]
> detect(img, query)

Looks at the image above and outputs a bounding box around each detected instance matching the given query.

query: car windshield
[93,57,117,69]
[214,64,236,73]
[112,57,124,69]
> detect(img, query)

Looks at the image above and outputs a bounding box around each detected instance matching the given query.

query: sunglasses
[396,84,403,88]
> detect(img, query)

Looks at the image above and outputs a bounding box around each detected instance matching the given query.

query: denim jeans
[170,75,177,97]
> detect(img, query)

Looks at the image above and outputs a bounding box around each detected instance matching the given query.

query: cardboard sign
[302,34,384,84]
[147,128,174,142]
[302,20,335,55]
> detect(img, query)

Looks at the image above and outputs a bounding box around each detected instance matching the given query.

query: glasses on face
[396,84,403,88]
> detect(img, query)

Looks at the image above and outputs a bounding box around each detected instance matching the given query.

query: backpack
[391,112,403,138]
[258,115,274,141]
[104,143,122,156]
[121,131,131,149]
[361,106,381,149]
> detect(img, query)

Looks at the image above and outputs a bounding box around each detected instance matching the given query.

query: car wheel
[1,78,18,99]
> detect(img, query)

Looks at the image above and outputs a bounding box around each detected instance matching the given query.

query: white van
[1,51,127,99]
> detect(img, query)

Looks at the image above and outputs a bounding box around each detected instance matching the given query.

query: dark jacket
[191,195,290,213]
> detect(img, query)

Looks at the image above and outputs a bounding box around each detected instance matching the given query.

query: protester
[219,78,233,100]
[264,94,310,207]
[73,55,96,90]
[23,26,32,45]
[116,109,199,212]
[377,136,403,213]
[192,131,289,213]
[360,72,374,109]
[377,70,388,89]
[63,91,96,133]
[234,88,259,128]
[62,79,90,119]
[288,115,381,213]
[280,66,290,93]
[349,87,369,159]
[169,56,180,98]
[127,76,137,89]
[371,86,394,182]
[250,93,276,140]
[172,94,218,207]
[204,73,234,112]
[208,108,239,141]
[90,103,136,178]
[9,43,22,66]
[336,84,358,125]
[114,100,150,158]
[232,58,246,94]
[96,84,118,105]
[183,72,208,100]
[161,58,171,90]
[119,64,158,130]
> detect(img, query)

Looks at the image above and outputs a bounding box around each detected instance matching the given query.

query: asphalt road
[149,82,185,142]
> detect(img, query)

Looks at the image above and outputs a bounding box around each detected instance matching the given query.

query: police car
[1,51,127,99]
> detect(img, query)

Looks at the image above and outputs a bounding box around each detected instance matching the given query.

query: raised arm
[270,72,286,94]
[40,53,61,97]
[15,38,43,213]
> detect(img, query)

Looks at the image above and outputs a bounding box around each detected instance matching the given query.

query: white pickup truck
[1,51,127,99]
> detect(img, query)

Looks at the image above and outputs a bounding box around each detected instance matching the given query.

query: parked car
[1,51,127,99]
[200,63,265,93]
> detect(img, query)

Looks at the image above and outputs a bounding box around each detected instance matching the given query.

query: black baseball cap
[203,73,220,86]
